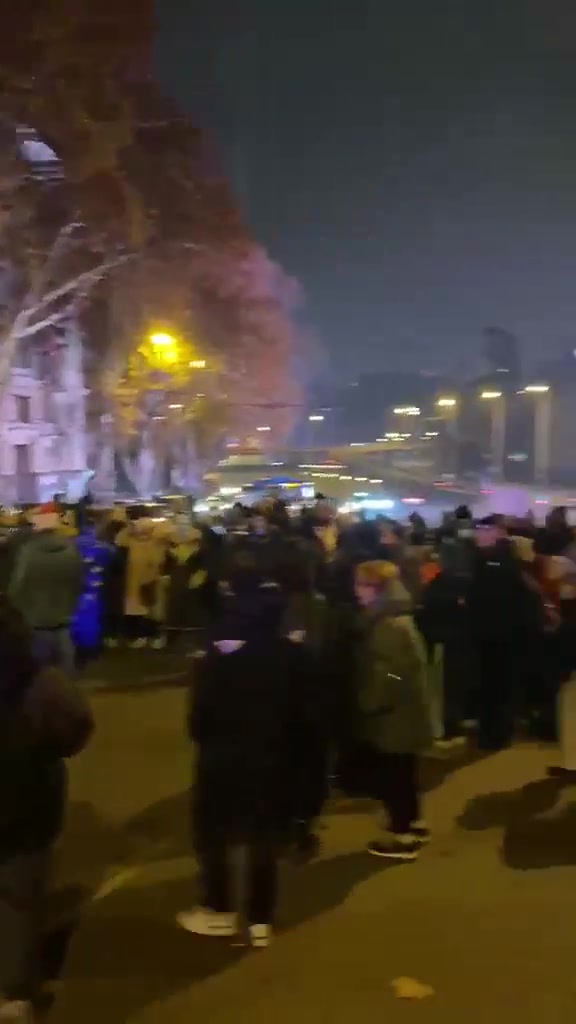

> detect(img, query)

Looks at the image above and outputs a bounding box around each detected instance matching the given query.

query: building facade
[0,332,89,504]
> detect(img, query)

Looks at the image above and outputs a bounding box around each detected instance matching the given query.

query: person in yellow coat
[115,519,167,648]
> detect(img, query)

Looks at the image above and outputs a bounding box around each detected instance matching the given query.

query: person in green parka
[353,560,433,861]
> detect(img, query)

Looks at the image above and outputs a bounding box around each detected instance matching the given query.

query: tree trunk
[120,431,158,499]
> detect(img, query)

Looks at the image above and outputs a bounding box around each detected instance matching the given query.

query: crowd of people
[1,492,576,1018]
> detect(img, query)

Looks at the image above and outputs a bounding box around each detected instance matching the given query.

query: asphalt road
[49,668,576,1024]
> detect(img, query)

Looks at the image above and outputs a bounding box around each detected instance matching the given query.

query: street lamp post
[521,385,551,485]
[480,391,505,479]
[308,413,325,451]
[435,397,458,475]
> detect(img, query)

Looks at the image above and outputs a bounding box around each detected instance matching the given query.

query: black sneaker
[367,838,420,861]
[410,824,431,845]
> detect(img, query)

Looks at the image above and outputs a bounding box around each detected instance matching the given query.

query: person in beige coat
[115,519,167,647]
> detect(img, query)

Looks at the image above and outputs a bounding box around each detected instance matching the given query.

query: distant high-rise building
[483,326,521,383]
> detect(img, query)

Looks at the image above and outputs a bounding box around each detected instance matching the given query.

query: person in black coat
[0,597,93,1018]
[277,553,332,859]
[417,569,475,741]
[178,557,317,948]
[468,531,545,750]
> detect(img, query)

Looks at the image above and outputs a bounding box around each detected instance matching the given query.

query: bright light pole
[480,390,505,479]
[519,384,551,485]
[308,412,325,449]
[435,396,459,474]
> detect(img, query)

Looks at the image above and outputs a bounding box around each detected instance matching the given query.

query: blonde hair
[355,560,399,589]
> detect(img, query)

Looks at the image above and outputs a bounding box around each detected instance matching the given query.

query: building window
[15,396,31,423]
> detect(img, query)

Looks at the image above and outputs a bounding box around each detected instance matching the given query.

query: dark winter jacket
[189,625,317,842]
[0,667,93,860]
[355,584,432,755]
[164,543,216,630]
[416,571,470,648]
[9,530,84,629]
[468,541,545,647]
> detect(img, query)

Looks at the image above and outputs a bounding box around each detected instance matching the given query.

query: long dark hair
[0,595,36,710]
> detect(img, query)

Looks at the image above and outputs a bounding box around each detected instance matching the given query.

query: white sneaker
[249,924,272,948]
[104,637,119,649]
[150,636,167,650]
[0,1002,34,1022]
[177,908,237,937]
[129,638,147,649]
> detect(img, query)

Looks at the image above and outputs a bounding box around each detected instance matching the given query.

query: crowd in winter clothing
[2,493,576,1016]
[173,498,576,944]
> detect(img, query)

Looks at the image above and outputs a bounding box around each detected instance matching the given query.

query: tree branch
[14,310,70,341]
[17,251,134,336]
[33,218,85,295]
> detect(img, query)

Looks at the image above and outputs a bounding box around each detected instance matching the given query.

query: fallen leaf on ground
[391,977,435,1000]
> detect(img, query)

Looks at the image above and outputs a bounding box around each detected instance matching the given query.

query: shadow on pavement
[45,802,132,983]
[503,802,576,869]
[457,779,563,831]
[124,792,191,862]
[458,777,576,870]
[280,851,396,929]
[51,851,389,1023]
[51,875,245,1023]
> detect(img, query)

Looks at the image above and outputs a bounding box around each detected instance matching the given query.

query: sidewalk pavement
[49,686,576,1024]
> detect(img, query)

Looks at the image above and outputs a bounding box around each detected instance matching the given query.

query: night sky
[156,1,576,379]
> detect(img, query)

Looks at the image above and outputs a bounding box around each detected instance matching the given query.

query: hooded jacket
[9,530,84,629]
[355,582,432,754]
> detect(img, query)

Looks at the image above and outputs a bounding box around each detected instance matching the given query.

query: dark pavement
[48,667,576,1023]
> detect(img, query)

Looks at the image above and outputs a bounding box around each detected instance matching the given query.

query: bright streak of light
[362,499,395,510]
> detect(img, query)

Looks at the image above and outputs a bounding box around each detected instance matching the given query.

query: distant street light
[308,414,325,422]
[393,406,420,416]
[436,397,457,408]
[480,390,505,477]
[520,384,551,484]
[150,332,177,349]
[256,425,271,432]
[147,331,180,367]
[189,359,207,369]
